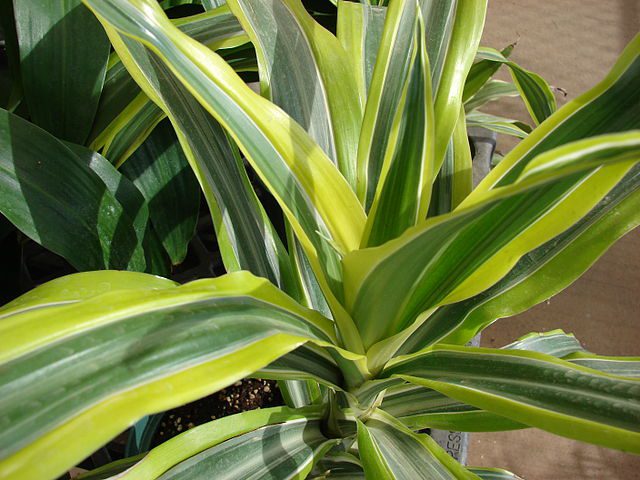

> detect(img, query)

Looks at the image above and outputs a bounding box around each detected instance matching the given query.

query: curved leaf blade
[344,132,640,347]
[0,271,336,480]
[385,345,640,453]
[402,163,640,351]
[357,410,478,479]
[13,0,110,143]
[0,108,145,271]
[116,406,326,479]
[121,120,200,265]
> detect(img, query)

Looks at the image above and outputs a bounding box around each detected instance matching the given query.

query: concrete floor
[468,1,640,478]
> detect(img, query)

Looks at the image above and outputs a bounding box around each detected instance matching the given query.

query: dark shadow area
[14,2,108,144]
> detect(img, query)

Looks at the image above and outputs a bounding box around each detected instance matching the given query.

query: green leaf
[109,406,326,479]
[0,270,175,319]
[121,120,200,265]
[64,140,171,275]
[336,1,386,107]
[472,47,556,125]
[462,42,515,102]
[0,0,22,111]
[429,0,487,172]
[361,0,435,247]
[505,330,640,379]
[345,132,639,348]
[84,0,365,351]
[357,410,478,479]
[465,111,531,139]
[13,0,110,143]
[158,418,336,479]
[464,80,519,112]
[87,6,249,164]
[478,33,640,191]
[384,345,640,453]
[402,163,640,351]
[0,271,338,479]
[381,384,525,432]
[228,0,363,189]
[0,108,146,271]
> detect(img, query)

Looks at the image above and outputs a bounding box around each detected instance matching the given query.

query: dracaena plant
[1,0,639,479]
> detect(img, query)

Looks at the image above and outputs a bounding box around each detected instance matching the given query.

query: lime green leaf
[228,0,363,189]
[477,33,640,192]
[13,0,110,143]
[464,80,519,112]
[99,26,294,290]
[465,111,531,139]
[158,419,336,479]
[121,120,200,265]
[83,0,365,351]
[357,410,479,479]
[0,108,146,271]
[472,47,556,125]
[428,106,472,216]
[344,131,639,348]
[0,270,175,319]
[88,6,249,164]
[362,2,434,247]
[381,384,525,432]
[336,1,386,107]
[357,0,434,211]
[84,0,364,272]
[0,271,337,479]
[259,343,344,391]
[462,42,515,102]
[111,406,326,479]
[385,345,640,453]
[403,164,640,350]
[503,330,584,357]
[311,452,365,479]
[505,330,640,379]
[429,0,487,172]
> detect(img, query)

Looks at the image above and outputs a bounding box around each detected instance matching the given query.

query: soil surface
[150,379,283,447]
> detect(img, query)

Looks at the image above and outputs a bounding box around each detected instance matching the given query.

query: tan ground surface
[467,1,640,479]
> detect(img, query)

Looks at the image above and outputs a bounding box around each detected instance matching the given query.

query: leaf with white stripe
[84,0,366,326]
[0,271,338,479]
[357,410,479,479]
[384,345,640,453]
[88,6,250,165]
[402,163,640,351]
[464,80,520,112]
[345,133,640,348]
[362,0,435,247]
[114,406,329,479]
[476,33,640,192]
[472,47,556,125]
[228,0,363,189]
[381,384,525,432]
[336,1,387,107]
